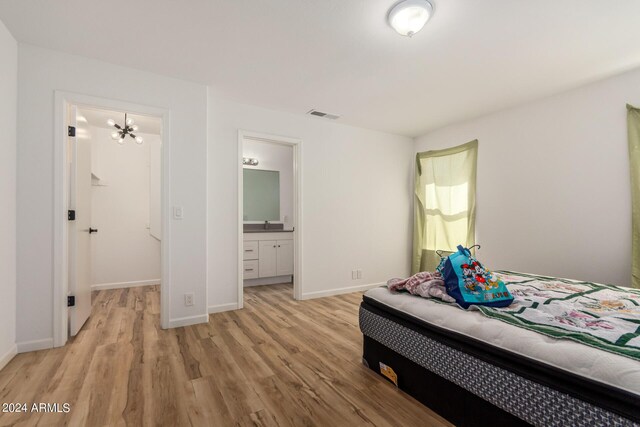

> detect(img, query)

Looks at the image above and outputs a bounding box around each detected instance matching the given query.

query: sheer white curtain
[413,140,478,273]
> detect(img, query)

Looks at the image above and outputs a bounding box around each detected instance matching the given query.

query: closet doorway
[237,131,302,308]
[53,93,170,347]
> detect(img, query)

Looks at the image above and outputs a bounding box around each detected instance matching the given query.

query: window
[413,140,478,273]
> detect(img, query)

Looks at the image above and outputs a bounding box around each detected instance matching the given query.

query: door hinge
[68,126,76,137]
[67,295,75,307]
[68,210,76,221]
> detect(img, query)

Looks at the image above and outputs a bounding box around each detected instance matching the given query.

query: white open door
[68,105,93,336]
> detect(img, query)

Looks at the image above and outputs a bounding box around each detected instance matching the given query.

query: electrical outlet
[184,293,194,306]
[357,270,362,279]
[351,270,357,280]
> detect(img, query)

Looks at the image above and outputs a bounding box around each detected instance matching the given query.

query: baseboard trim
[168,314,209,328]
[16,338,54,353]
[243,276,292,287]
[208,302,239,314]
[91,279,161,291]
[0,344,17,370]
[300,282,383,300]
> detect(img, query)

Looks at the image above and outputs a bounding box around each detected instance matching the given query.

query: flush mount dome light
[388,0,434,37]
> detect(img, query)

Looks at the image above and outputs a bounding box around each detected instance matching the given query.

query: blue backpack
[437,245,513,309]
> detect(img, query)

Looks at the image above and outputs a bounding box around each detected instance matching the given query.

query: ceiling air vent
[307,109,340,120]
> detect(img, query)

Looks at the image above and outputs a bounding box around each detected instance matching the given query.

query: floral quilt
[477,271,640,361]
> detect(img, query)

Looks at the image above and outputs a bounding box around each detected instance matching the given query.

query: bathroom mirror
[243,169,280,221]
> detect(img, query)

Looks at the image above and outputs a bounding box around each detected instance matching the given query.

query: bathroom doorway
[237,131,302,308]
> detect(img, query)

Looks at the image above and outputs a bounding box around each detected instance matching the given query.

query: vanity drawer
[243,260,259,279]
[243,241,259,260]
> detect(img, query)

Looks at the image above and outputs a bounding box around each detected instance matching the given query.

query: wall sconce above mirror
[243,157,259,166]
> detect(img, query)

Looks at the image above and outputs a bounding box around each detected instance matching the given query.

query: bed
[359,271,640,427]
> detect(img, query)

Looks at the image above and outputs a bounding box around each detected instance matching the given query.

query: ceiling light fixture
[388,0,434,37]
[107,113,143,145]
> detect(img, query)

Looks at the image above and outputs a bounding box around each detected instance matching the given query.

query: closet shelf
[91,172,108,187]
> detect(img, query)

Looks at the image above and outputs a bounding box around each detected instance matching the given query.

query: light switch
[173,206,184,220]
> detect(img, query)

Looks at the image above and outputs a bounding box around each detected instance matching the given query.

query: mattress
[361,286,640,426]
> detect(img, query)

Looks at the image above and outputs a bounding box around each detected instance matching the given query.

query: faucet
[264,220,270,230]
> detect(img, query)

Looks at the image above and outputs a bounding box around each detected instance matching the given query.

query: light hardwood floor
[0,284,451,426]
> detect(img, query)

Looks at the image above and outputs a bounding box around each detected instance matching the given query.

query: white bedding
[364,286,640,396]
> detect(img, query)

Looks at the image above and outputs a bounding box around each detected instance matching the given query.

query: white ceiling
[78,107,162,135]
[2,0,640,137]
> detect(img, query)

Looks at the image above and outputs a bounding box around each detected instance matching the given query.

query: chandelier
[107,113,143,144]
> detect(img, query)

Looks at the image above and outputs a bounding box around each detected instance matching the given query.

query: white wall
[208,97,414,309]
[89,126,161,288]
[0,20,17,367]
[243,139,294,229]
[16,44,208,349]
[415,67,640,287]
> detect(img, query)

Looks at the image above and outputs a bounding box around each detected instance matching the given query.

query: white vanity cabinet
[258,240,293,277]
[275,240,293,276]
[243,232,294,283]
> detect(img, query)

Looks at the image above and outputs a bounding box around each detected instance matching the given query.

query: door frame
[53,91,171,347]
[237,130,303,308]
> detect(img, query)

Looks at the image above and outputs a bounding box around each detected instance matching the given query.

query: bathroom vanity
[243,230,293,286]
[242,165,295,286]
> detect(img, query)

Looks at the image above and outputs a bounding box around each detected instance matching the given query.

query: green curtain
[628,105,640,288]
[413,140,478,274]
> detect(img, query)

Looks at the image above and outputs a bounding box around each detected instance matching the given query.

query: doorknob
[88,228,98,234]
